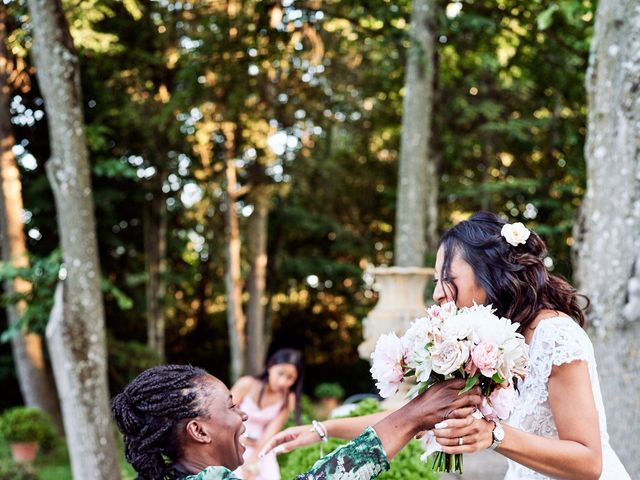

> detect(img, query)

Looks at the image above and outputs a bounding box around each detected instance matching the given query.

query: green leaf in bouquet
[406,381,433,399]
[492,373,505,384]
[459,374,480,394]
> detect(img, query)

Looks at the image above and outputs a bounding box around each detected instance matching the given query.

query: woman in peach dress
[231,349,303,480]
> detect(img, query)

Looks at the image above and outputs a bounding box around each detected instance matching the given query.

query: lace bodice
[504,316,629,479]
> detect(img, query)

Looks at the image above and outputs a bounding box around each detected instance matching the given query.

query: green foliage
[346,398,383,418]
[0,251,61,339]
[0,250,133,342]
[107,337,161,395]
[313,382,345,400]
[0,462,38,480]
[0,407,57,446]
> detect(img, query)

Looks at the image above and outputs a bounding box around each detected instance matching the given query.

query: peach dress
[234,394,284,480]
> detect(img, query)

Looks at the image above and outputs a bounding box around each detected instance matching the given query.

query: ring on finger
[444,409,453,420]
[458,437,464,446]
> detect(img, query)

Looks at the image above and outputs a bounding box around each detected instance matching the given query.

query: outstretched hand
[259,424,319,457]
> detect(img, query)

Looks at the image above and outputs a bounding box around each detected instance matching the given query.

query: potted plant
[314,382,345,412]
[0,406,56,462]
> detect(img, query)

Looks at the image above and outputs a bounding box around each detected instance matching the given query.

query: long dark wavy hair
[438,211,587,332]
[112,364,209,480]
[255,348,304,424]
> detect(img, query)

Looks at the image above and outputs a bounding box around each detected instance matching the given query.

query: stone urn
[358,266,434,359]
[358,266,434,409]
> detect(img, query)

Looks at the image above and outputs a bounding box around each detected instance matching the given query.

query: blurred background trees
[5,0,638,475]
[1,0,593,404]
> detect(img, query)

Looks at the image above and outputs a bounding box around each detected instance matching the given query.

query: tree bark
[143,174,166,362]
[573,0,640,476]
[0,5,62,430]
[26,0,121,477]
[223,129,246,382]
[394,0,438,267]
[246,189,269,375]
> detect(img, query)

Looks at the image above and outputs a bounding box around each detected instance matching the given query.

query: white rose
[431,339,470,375]
[501,222,531,247]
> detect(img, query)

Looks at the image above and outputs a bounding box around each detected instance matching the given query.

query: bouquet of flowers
[370,302,529,473]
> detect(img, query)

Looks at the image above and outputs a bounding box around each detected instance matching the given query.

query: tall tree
[26,0,120,477]
[0,3,61,429]
[574,0,640,476]
[246,186,270,375]
[394,0,438,266]
[143,171,167,362]
[222,123,246,382]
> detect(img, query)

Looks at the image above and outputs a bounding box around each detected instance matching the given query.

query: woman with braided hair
[112,364,481,480]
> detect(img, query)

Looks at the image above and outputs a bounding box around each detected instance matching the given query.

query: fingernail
[435,421,448,429]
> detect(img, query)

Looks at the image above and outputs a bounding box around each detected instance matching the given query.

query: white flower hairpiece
[500,222,530,247]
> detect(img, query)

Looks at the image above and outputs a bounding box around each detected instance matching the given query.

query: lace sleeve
[541,317,591,368]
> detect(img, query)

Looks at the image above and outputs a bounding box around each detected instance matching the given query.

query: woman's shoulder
[231,376,258,397]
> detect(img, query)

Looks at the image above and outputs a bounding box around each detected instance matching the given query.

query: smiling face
[433,245,487,308]
[267,363,298,394]
[182,375,248,471]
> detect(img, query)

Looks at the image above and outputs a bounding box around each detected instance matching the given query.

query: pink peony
[489,384,516,420]
[370,332,406,398]
[471,341,500,377]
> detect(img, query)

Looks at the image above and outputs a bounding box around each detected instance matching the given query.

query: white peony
[501,222,531,247]
[370,332,406,398]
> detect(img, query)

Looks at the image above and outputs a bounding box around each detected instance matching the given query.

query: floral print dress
[178,427,389,480]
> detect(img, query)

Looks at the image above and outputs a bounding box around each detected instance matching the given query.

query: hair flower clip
[501,222,531,247]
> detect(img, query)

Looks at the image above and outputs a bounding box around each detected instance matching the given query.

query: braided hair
[112,364,208,480]
[439,211,587,333]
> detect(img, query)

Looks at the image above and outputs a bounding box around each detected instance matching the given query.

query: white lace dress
[504,316,630,479]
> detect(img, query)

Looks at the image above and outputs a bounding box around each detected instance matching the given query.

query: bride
[430,212,629,479]
[262,212,630,480]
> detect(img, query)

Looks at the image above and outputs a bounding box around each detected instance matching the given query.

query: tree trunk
[223,131,246,382]
[573,0,640,476]
[394,0,438,267]
[246,190,269,375]
[0,6,62,430]
[27,0,121,478]
[143,175,166,362]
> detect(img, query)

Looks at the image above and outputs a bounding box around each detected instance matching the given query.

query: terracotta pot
[321,397,339,411]
[10,441,39,462]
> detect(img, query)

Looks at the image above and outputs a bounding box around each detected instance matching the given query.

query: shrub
[108,336,161,395]
[313,382,345,400]
[0,462,38,480]
[0,407,57,446]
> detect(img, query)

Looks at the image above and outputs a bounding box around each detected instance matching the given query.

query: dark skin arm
[260,379,481,460]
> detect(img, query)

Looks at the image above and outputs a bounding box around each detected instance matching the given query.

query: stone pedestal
[359,266,434,409]
[358,266,434,361]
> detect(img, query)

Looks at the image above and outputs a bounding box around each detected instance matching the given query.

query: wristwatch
[490,420,505,450]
